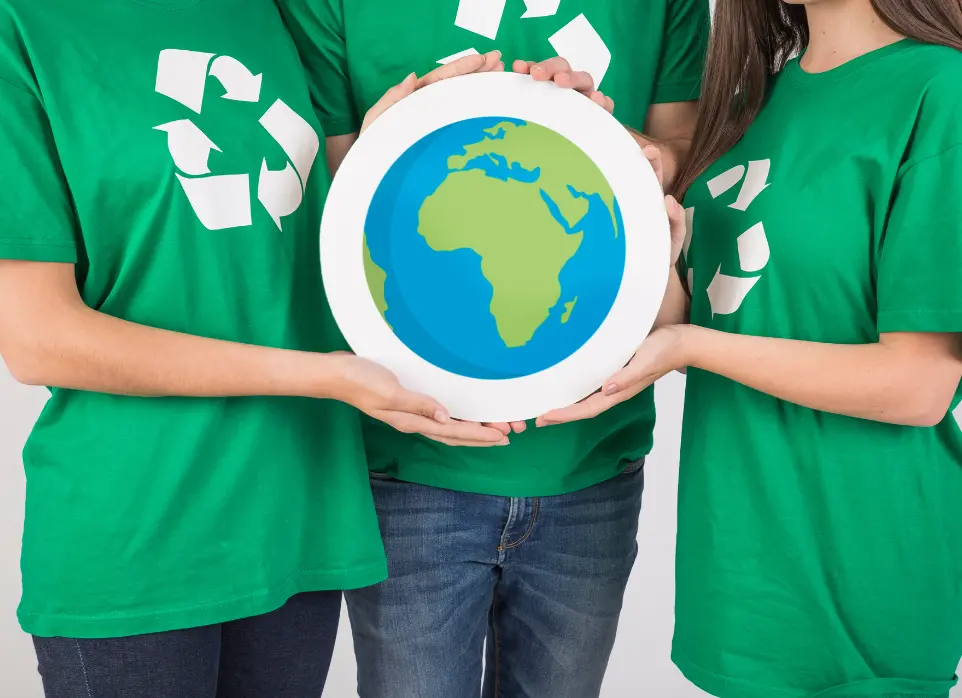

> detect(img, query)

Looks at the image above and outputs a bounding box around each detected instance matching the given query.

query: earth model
[363,116,625,380]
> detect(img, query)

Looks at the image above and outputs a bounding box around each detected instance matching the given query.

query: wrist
[265,348,349,401]
[674,324,702,369]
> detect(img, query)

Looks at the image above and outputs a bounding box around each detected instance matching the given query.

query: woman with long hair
[541,1,962,695]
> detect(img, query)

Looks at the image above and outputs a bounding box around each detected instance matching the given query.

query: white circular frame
[321,72,669,423]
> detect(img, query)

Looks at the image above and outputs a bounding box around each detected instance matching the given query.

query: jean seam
[74,640,93,698]
[491,590,502,697]
[502,498,539,550]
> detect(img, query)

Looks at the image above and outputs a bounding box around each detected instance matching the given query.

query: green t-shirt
[676,41,962,698]
[279,0,710,497]
[1,0,387,639]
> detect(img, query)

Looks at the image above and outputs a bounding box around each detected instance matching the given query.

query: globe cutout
[363,117,626,381]
[322,73,669,423]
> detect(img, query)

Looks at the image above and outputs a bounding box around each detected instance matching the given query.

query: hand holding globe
[324,56,669,430]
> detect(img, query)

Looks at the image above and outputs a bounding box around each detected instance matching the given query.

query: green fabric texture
[676,41,962,698]
[1,0,386,639]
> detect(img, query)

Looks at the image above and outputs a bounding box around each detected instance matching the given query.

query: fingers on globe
[530,55,574,82]
[419,50,500,88]
[590,91,614,113]
[643,145,665,188]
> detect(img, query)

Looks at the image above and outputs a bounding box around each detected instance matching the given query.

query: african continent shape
[363,116,625,380]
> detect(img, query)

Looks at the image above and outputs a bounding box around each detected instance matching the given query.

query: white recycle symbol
[153,49,319,232]
[684,159,772,316]
[441,0,611,89]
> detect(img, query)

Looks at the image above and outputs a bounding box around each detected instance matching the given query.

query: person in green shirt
[0,0,509,695]
[277,0,708,695]
[543,1,962,696]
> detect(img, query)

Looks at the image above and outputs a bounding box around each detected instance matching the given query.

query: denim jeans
[345,460,645,698]
[32,591,342,698]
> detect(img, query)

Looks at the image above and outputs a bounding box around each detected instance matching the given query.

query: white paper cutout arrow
[209,55,262,103]
[549,14,611,88]
[155,49,215,114]
[438,48,480,64]
[522,0,561,19]
[706,267,761,316]
[153,119,220,176]
[454,0,507,39]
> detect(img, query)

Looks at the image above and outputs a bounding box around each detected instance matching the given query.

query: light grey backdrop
[2,364,961,697]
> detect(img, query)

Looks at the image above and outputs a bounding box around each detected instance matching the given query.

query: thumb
[665,195,687,264]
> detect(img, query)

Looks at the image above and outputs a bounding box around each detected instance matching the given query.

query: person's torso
[312,0,696,496]
[675,41,962,697]
[9,0,385,638]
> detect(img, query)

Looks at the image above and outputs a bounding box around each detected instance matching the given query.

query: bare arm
[679,328,962,427]
[326,132,358,177]
[542,327,962,428]
[0,261,508,444]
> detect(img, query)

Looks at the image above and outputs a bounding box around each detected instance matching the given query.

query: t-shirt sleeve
[0,77,78,262]
[652,0,710,105]
[876,144,962,334]
[276,0,361,137]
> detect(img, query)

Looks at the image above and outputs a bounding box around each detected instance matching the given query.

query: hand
[536,326,689,426]
[361,50,505,132]
[665,193,687,267]
[638,144,686,266]
[485,420,528,435]
[330,354,509,446]
[512,57,614,114]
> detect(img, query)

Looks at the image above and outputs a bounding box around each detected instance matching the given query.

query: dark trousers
[33,591,342,698]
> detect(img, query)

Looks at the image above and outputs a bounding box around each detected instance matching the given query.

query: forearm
[681,325,962,426]
[653,266,690,328]
[5,302,342,399]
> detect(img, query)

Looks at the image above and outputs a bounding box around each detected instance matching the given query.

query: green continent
[419,168,582,348]
[448,121,618,231]
[363,234,389,320]
[561,297,578,324]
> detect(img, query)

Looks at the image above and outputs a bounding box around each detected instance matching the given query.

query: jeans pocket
[621,458,646,476]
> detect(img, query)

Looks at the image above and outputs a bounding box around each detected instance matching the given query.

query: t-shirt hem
[672,648,954,698]
[0,239,77,263]
[368,446,652,498]
[877,309,962,334]
[652,78,701,104]
[21,559,387,639]
[672,648,806,698]
[321,114,360,137]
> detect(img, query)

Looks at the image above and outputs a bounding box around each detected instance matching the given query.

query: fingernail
[434,409,450,424]
[498,438,510,446]
[603,383,617,396]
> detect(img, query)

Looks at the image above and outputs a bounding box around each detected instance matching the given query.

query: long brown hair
[674,0,962,198]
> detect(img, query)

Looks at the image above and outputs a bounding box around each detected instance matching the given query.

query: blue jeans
[32,591,341,698]
[345,460,645,698]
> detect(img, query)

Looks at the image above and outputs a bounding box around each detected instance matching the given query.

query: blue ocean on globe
[363,116,625,380]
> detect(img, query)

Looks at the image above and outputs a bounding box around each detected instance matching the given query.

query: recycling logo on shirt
[684,159,773,315]
[443,0,611,88]
[152,49,319,231]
